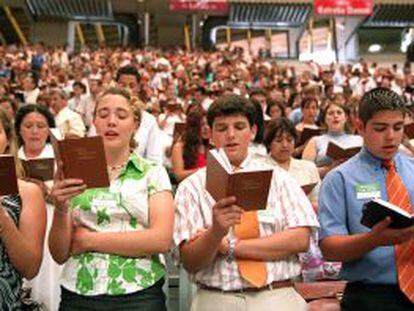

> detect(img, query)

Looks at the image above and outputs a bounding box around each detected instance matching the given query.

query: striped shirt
[174,154,319,290]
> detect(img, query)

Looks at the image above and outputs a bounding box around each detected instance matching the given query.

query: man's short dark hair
[359,87,407,125]
[207,94,256,128]
[263,118,297,153]
[115,66,140,83]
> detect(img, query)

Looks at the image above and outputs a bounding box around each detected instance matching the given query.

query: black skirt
[59,278,166,311]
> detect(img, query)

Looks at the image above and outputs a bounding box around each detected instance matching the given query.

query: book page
[210,149,232,173]
[372,198,413,218]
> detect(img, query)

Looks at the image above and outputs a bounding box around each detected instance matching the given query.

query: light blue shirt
[318,147,414,284]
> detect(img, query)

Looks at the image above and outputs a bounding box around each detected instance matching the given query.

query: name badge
[355,183,381,200]
[91,197,117,210]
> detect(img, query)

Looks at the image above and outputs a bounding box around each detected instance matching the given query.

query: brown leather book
[294,281,346,301]
[326,141,361,160]
[173,122,186,142]
[22,158,54,181]
[296,126,323,146]
[301,182,318,195]
[0,155,19,195]
[404,122,414,139]
[206,150,273,211]
[49,129,109,189]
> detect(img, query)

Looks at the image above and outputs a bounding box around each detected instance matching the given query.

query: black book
[361,198,414,229]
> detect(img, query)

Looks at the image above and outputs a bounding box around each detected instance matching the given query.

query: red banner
[169,0,229,12]
[314,0,373,16]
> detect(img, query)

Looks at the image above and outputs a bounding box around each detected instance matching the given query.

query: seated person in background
[14,104,63,311]
[302,101,362,178]
[0,109,46,309]
[174,94,318,311]
[171,107,210,183]
[266,98,286,121]
[295,97,319,133]
[262,118,340,282]
[49,88,86,138]
[318,87,414,310]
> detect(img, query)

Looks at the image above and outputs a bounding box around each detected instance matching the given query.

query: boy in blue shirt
[318,87,414,310]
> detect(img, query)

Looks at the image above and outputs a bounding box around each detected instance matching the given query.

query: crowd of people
[0,42,414,310]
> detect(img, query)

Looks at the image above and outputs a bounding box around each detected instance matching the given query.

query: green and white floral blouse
[60,153,172,296]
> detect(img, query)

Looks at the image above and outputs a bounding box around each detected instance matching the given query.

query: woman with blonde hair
[50,88,174,310]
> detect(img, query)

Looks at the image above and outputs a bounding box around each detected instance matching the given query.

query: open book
[326,141,361,161]
[0,155,19,195]
[361,198,414,229]
[22,158,54,181]
[49,129,109,189]
[206,149,273,211]
[296,126,323,147]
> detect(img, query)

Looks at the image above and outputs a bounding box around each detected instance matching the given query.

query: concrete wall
[30,21,69,46]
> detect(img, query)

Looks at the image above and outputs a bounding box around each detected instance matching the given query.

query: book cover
[0,155,19,195]
[326,141,361,161]
[49,129,109,189]
[296,127,323,146]
[301,182,318,195]
[206,149,273,211]
[173,122,186,142]
[22,158,54,181]
[404,122,414,139]
[361,198,414,229]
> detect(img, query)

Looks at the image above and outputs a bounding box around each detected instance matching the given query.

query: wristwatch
[226,237,237,263]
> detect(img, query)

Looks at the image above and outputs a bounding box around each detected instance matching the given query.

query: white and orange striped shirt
[174,154,319,290]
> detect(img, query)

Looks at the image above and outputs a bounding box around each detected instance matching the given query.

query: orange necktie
[234,211,268,287]
[383,160,414,303]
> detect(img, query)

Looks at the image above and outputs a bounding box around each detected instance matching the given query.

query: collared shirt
[60,153,172,295]
[133,111,163,165]
[55,106,86,138]
[318,147,414,285]
[266,157,321,204]
[174,154,319,290]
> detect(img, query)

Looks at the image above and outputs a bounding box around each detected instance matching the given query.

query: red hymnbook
[49,129,109,189]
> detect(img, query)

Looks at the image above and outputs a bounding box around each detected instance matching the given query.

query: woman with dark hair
[266,98,286,120]
[0,109,46,309]
[302,101,362,177]
[249,98,267,156]
[171,107,210,182]
[262,118,340,282]
[14,103,61,310]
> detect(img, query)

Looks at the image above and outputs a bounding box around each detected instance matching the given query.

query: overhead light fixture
[368,44,382,53]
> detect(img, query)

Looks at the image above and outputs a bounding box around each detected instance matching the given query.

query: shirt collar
[359,146,400,170]
[126,152,145,173]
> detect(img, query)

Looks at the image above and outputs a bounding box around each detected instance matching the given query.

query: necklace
[107,161,128,171]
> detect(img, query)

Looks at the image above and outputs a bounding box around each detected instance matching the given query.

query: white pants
[191,287,307,311]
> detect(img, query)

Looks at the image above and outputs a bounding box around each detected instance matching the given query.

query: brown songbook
[301,182,317,195]
[326,141,361,161]
[296,126,323,146]
[0,155,19,195]
[22,158,54,181]
[404,122,414,139]
[206,149,273,211]
[49,129,109,189]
